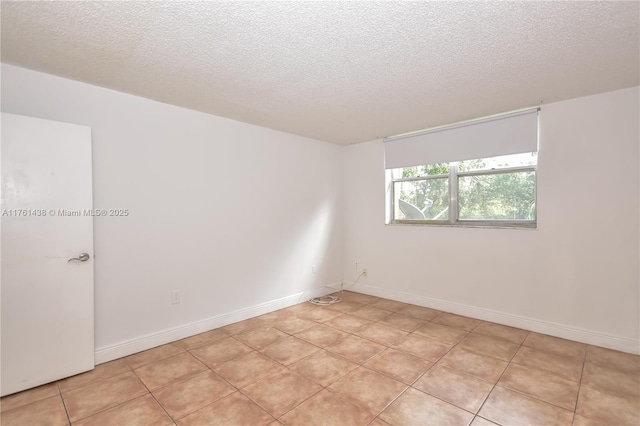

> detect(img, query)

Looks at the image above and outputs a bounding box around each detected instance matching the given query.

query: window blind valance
[384,108,539,169]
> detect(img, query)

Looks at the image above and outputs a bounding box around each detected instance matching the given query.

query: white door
[1,113,95,396]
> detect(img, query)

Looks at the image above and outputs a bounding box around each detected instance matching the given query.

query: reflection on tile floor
[2,291,639,425]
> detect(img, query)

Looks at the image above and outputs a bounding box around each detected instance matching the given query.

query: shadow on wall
[266,199,338,301]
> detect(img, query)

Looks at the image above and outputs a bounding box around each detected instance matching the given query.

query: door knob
[68,253,90,262]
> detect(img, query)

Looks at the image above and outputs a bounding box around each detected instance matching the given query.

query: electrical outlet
[355,261,359,269]
[311,265,318,274]
[171,290,181,304]
[363,268,368,277]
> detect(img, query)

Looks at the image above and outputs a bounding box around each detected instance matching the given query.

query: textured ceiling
[1,1,638,145]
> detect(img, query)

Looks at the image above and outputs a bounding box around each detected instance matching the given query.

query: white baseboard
[348,282,640,355]
[96,281,639,363]
[95,284,339,364]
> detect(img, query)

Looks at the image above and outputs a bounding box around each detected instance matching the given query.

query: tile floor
[1,291,639,425]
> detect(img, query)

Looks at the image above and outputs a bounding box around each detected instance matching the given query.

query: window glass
[389,152,537,227]
[458,171,536,220]
[394,179,449,221]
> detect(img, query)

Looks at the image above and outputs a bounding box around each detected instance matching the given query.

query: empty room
[1,1,638,425]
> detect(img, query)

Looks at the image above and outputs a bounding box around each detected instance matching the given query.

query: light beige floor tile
[523,332,587,359]
[457,334,520,361]
[585,345,640,374]
[0,395,68,426]
[0,382,59,413]
[355,323,409,346]
[257,309,297,323]
[398,304,441,321]
[349,306,394,322]
[572,414,609,425]
[234,326,289,350]
[260,336,320,365]
[62,371,148,422]
[190,337,253,368]
[74,394,172,426]
[364,348,432,384]
[297,307,342,323]
[280,303,314,315]
[13,295,630,426]
[368,299,409,312]
[380,387,473,426]
[214,351,287,389]
[177,392,273,426]
[498,363,579,411]
[470,416,500,425]
[581,361,640,397]
[324,314,373,333]
[326,335,386,364]
[368,417,392,425]
[432,312,481,331]
[324,300,366,314]
[378,312,426,332]
[438,348,508,383]
[289,350,359,387]
[511,346,584,382]
[414,365,492,413]
[271,317,317,335]
[242,370,322,417]
[576,385,640,425]
[280,389,374,425]
[176,329,230,350]
[479,386,573,426]
[221,317,270,335]
[134,352,207,390]
[152,370,235,419]
[472,321,529,345]
[294,324,348,348]
[126,343,185,369]
[336,292,381,305]
[392,333,453,362]
[58,359,130,392]
[414,322,468,345]
[329,367,407,414]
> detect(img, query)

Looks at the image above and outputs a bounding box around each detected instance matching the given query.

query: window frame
[389,162,537,228]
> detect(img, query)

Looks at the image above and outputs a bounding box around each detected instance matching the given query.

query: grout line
[396,333,481,419]
[469,336,586,422]
[57,363,134,395]
[290,300,418,419]
[244,383,324,422]
[325,302,475,421]
[67,391,149,424]
[146,392,174,424]
[169,389,240,424]
[571,346,589,424]
[125,346,187,371]
[129,368,168,419]
[57,382,73,426]
[472,342,519,422]
[149,353,239,422]
[190,325,327,422]
[369,353,440,420]
[216,299,629,423]
[55,294,634,426]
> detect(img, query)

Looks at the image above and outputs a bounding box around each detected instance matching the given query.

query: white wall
[1,64,344,359]
[343,87,640,352]
[2,63,638,356]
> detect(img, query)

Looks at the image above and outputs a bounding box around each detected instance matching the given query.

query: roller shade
[384,109,539,169]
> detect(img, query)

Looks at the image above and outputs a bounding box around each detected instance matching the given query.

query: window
[390,152,537,227]
[384,108,539,228]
